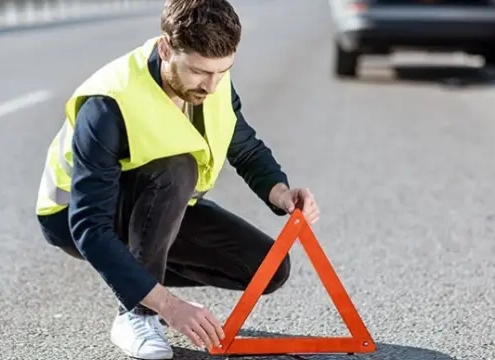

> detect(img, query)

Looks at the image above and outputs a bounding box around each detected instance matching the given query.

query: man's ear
[158,35,172,62]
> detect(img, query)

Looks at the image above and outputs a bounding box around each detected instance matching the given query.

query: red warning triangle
[208,209,376,356]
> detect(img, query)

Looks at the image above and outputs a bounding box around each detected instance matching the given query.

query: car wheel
[334,41,359,78]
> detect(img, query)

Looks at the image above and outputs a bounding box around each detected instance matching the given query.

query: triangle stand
[208,209,376,357]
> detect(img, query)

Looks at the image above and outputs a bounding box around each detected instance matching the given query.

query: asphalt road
[1,1,494,359]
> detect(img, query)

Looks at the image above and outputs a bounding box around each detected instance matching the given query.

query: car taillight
[344,0,369,11]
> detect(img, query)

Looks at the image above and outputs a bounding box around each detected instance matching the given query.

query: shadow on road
[171,328,458,360]
[355,65,495,89]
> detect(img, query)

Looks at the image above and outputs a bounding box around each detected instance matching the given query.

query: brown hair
[161,0,242,58]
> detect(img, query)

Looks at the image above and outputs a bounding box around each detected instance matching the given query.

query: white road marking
[0,90,53,119]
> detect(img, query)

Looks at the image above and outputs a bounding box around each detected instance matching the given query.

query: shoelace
[128,314,164,340]
[149,316,167,339]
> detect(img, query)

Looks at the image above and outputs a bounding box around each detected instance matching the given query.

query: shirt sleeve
[226,82,290,216]
[68,96,158,311]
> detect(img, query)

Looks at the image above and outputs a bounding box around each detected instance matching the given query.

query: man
[35,0,320,359]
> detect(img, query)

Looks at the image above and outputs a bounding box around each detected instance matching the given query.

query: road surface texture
[1,1,494,359]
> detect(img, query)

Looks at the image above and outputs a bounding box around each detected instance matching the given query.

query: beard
[163,62,208,105]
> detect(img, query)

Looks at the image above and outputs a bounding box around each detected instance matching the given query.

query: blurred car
[329,0,495,78]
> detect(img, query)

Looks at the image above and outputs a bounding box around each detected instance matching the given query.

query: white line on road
[0,90,53,119]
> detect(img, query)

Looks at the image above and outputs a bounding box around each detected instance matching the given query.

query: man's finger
[205,311,225,340]
[191,319,213,348]
[310,215,320,224]
[284,197,295,212]
[301,188,314,200]
[305,206,320,223]
[302,197,315,214]
[183,327,203,348]
[198,317,220,347]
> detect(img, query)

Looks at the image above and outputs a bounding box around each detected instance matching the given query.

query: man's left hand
[269,184,320,224]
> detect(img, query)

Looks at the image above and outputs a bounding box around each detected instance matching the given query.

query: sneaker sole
[110,334,174,360]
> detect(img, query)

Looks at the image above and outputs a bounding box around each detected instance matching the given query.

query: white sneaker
[110,311,174,360]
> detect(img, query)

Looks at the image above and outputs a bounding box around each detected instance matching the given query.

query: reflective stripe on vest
[41,119,73,207]
[58,121,73,177]
[43,159,70,206]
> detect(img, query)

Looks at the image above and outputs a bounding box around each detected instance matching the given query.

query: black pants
[38,154,291,315]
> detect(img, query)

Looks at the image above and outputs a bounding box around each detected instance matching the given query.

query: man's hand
[269,183,320,224]
[141,284,225,349]
[161,295,225,349]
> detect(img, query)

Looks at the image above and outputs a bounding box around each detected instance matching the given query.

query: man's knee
[143,154,198,201]
[37,211,84,260]
[263,254,291,295]
[59,246,85,260]
[39,227,85,260]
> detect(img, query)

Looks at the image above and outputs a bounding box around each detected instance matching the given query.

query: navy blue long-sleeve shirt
[66,44,289,311]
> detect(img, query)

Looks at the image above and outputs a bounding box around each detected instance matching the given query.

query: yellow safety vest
[36,37,237,216]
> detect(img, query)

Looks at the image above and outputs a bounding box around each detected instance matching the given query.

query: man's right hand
[141,283,225,349]
[161,296,225,349]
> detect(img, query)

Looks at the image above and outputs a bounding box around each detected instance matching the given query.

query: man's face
[159,39,235,105]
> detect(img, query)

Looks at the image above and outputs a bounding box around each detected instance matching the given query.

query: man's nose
[202,75,219,94]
